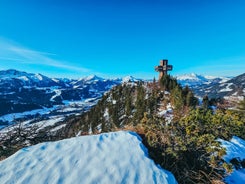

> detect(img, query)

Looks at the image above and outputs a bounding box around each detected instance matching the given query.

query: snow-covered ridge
[0,131,177,184]
[74,75,105,84]
[176,73,230,86]
[0,69,61,88]
[0,69,43,81]
[82,74,104,81]
[0,69,142,85]
[0,69,232,87]
[0,69,28,79]
[176,73,206,81]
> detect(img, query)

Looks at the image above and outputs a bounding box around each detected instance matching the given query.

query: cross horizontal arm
[155,59,173,80]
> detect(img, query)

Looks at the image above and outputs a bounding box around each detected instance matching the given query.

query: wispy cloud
[0,37,90,73]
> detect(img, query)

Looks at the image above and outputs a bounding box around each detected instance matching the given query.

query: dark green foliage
[182,86,198,108]
[160,74,179,91]
[186,91,198,107]
[170,85,184,111]
[134,83,146,124]
[160,75,198,110]
[143,107,245,183]
[230,158,245,170]
[202,95,209,110]
[63,83,149,134]
[125,87,133,116]
[146,93,158,115]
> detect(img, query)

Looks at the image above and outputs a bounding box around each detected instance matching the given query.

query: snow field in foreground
[219,136,245,184]
[0,131,177,184]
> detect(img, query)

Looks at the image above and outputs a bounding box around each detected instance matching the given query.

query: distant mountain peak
[0,69,62,87]
[0,69,28,78]
[0,69,41,78]
[176,73,207,80]
[3,69,19,74]
[34,73,45,81]
[122,76,139,83]
[81,75,104,82]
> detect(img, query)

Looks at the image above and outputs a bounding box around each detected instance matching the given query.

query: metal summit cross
[155,59,173,80]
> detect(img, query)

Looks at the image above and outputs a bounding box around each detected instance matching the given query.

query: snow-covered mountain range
[1,69,244,129]
[176,73,245,101]
[176,73,230,87]
[0,69,140,128]
[0,69,69,88]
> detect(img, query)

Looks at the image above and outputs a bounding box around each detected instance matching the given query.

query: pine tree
[134,83,146,125]
[202,95,209,110]
[170,85,184,111]
[186,90,198,108]
[182,85,190,98]
[124,86,133,116]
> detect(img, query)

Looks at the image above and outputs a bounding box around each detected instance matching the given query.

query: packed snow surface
[219,136,245,184]
[0,131,177,184]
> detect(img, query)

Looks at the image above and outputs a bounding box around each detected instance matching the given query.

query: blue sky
[0,0,245,79]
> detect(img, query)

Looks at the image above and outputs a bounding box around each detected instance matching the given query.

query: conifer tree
[170,86,184,111]
[186,91,198,108]
[125,87,133,116]
[202,95,209,110]
[134,83,146,124]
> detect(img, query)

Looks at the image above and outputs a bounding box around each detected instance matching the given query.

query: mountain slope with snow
[219,136,245,184]
[0,131,177,184]
[0,70,141,118]
[191,73,245,100]
[176,73,245,102]
[122,75,140,83]
[176,73,229,87]
[0,69,65,87]
[0,70,121,127]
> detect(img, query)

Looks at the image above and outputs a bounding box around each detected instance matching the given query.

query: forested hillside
[61,75,245,183]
